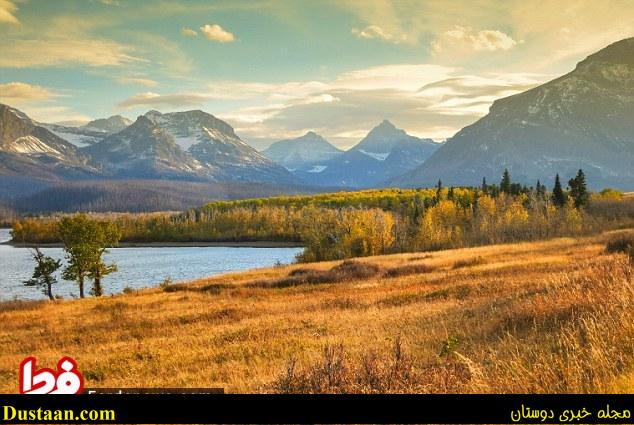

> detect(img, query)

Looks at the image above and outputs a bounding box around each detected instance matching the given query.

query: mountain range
[262,120,441,188]
[0,105,295,192]
[394,37,634,189]
[2,37,634,212]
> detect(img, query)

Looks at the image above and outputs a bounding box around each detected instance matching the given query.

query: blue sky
[1,0,634,148]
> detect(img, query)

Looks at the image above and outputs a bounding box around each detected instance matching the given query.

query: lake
[0,228,303,301]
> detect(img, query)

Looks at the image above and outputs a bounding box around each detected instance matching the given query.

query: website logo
[19,356,84,394]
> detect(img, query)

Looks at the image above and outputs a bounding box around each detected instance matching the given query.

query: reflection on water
[0,228,302,301]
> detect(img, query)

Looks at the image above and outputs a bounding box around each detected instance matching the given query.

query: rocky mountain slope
[142,110,295,183]
[85,115,204,179]
[393,38,634,190]
[0,103,96,183]
[41,115,132,148]
[83,115,132,133]
[263,131,343,170]
[295,120,440,188]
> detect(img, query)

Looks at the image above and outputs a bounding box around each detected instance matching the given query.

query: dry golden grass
[1,231,633,393]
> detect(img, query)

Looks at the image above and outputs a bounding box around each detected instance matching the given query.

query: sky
[1,0,633,150]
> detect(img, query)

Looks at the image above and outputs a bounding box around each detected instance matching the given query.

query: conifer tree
[568,169,590,208]
[436,179,443,201]
[500,169,511,194]
[552,174,567,207]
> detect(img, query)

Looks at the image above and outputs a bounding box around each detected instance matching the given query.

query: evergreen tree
[568,169,590,209]
[435,179,443,201]
[536,180,546,199]
[500,169,511,194]
[552,174,567,207]
[24,248,61,300]
[481,177,488,193]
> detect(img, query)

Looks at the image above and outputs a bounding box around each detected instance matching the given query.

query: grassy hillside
[1,230,633,393]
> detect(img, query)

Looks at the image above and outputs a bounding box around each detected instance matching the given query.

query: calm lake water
[0,228,303,301]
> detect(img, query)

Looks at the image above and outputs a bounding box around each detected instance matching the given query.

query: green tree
[88,221,121,296]
[500,169,511,194]
[58,215,121,298]
[24,248,61,300]
[552,174,567,207]
[568,169,590,209]
[536,180,546,199]
[435,180,443,202]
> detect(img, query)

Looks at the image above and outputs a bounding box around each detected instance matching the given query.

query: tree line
[16,169,633,292]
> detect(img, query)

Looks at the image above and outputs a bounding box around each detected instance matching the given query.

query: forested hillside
[11,180,634,262]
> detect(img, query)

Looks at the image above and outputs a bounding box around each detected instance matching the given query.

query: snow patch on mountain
[358,150,389,161]
[307,165,327,173]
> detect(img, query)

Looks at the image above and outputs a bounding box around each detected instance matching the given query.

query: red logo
[19,357,84,394]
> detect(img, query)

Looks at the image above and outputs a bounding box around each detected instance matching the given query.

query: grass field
[1,230,633,393]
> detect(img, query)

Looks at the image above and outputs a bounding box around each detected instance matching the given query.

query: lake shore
[2,240,304,248]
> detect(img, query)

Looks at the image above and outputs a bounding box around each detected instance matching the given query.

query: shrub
[453,256,486,269]
[384,264,434,278]
[159,277,181,292]
[271,338,472,393]
[605,232,634,254]
[251,260,381,288]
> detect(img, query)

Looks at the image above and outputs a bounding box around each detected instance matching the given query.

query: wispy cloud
[433,26,518,53]
[117,92,210,109]
[181,26,198,37]
[0,38,139,68]
[351,25,406,43]
[116,76,159,87]
[199,24,235,43]
[0,82,54,102]
[210,64,546,146]
[0,0,19,25]
[21,105,92,125]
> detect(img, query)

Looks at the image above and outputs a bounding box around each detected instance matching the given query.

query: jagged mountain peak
[82,115,132,134]
[377,119,397,129]
[299,131,324,140]
[145,109,236,133]
[0,103,93,178]
[130,114,156,129]
[352,120,428,157]
[393,37,634,190]
[0,103,31,122]
[263,131,342,170]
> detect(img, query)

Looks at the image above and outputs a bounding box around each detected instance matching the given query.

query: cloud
[206,80,329,100]
[19,106,92,125]
[181,27,198,37]
[0,38,139,68]
[351,25,406,43]
[0,0,19,24]
[117,92,211,109]
[333,64,456,92]
[212,64,546,146]
[433,26,518,53]
[0,82,54,102]
[199,24,235,43]
[116,76,159,87]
